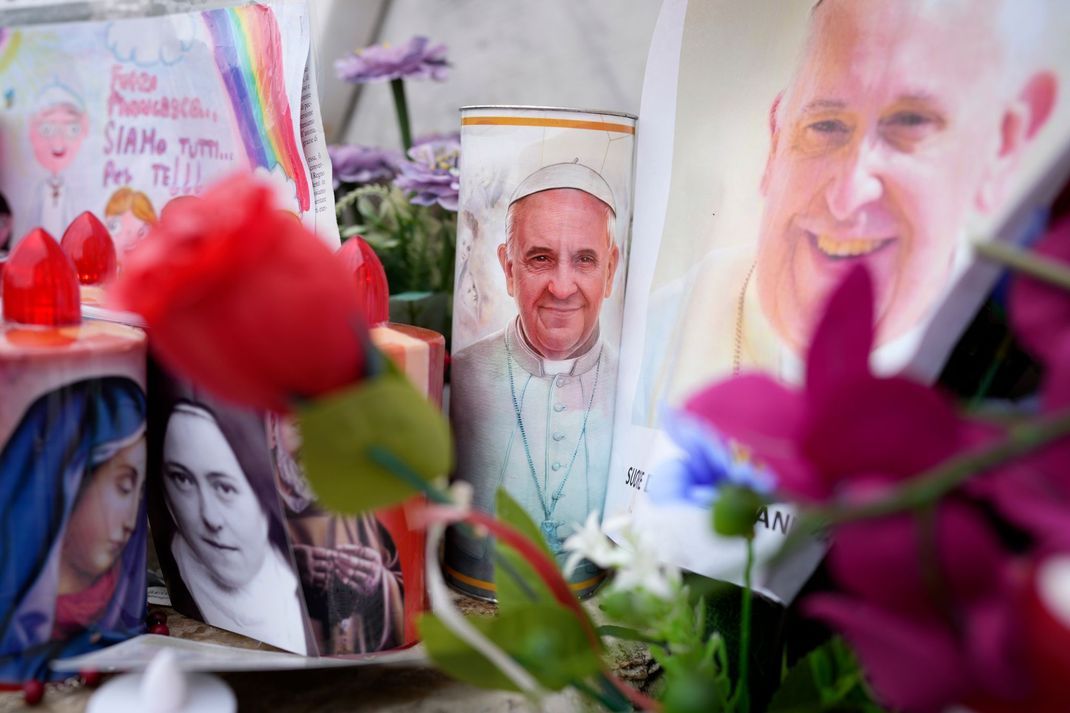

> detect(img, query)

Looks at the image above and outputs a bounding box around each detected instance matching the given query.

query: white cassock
[447,316,617,597]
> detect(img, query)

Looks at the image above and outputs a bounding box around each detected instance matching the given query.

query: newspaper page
[0,0,339,250]
[606,0,1070,603]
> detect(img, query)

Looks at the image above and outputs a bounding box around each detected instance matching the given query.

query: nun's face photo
[60,437,146,584]
[162,405,269,589]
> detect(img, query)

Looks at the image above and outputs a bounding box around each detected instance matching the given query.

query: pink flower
[683,266,1024,712]
[805,503,1025,713]
[972,217,1070,549]
[684,266,991,502]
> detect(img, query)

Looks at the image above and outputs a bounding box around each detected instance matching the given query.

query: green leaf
[418,613,521,692]
[419,603,603,693]
[296,364,452,514]
[767,652,823,713]
[492,603,603,690]
[768,638,885,713]
[493,490,558,612]
[712,485,766,539]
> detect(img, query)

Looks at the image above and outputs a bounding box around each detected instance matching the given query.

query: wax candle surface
[0,318,147,683]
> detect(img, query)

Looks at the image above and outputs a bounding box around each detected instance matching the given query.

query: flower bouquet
[331,37,458,340]
[108,164,1070,713]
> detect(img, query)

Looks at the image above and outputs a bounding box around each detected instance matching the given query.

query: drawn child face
[30,104,88,175]
[107,210,151,255]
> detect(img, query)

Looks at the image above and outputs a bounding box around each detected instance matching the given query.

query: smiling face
[163,406,268,590]
[30,104,88,175]
[106,210,151,255]
[59,438,146,592]
[498,189,619,360]
[756,0,1038,353]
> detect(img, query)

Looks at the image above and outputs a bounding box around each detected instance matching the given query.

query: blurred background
[310,0,661,146]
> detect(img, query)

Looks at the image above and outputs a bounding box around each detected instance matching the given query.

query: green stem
[571,679,623,712]
[974,239,1070,291]
[367,445,452,503]
[595,624,664,646]
[736,539,754,713]
[390,78,413,153]
[804,407,1070,530]
[335,185,364,219]
[969,331,1013,408]
[366,446,545,605]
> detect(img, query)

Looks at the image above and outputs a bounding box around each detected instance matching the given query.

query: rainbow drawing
[0,30,22,75]
[202,5,311,212]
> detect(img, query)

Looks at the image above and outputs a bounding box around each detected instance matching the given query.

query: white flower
[562,512,624,577]
[610,541,681,599]
[562,512,682,599]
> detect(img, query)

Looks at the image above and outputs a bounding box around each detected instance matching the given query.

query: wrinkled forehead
[512,188,615,249]
[33,103,85,124]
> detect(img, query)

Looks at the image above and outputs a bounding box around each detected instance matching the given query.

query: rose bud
[109,173,366,413]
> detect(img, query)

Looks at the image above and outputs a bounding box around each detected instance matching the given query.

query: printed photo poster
[607,0,1070,602]
[147,362,422,657]
[0,0,338,255]
[447,107,636,600]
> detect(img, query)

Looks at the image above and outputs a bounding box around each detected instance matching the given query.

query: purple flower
[328,144,401,188]
[647,409,775,507]
[335,36,449,84]
[394,137,460,211]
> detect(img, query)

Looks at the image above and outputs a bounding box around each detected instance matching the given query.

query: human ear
[604,243,620,299]
[976,72,1057,213]
[497,243,514,297]
[760,92,785,196]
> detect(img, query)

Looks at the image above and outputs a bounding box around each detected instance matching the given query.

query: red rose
[109,173,366,413]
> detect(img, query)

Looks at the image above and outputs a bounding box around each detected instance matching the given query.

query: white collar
[506,317,603,378]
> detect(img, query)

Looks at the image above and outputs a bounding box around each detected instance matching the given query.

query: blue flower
[647,408,775,507]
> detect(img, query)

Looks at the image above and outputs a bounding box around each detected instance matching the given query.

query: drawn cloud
[105,13,197,67]
[254,164,300,215]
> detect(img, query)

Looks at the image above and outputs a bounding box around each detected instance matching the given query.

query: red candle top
[61,212,117,285]
[2,228,82,327]
[337,236,389,326]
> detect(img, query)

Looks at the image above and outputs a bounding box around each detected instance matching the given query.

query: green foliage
[420,490,604,695]
[492,490,558,613]
[296,360,452,514]
[653,633,732,713]
[336,184,456,295]
[767,638,886,713]
[417,613,521,692]
[712,485,767,539]
[419,604,603,692]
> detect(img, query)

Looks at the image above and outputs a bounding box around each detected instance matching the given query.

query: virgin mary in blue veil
[0,376,147,682]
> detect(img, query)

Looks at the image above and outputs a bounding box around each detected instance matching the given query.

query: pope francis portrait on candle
[447,162,620,598]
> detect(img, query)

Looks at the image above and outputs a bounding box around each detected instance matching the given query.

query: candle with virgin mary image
[0,251,147,682]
